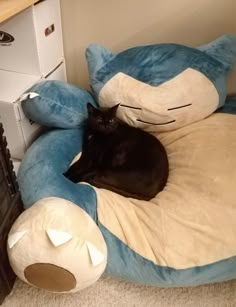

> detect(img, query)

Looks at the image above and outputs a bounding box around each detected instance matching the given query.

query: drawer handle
[45,24,55,37]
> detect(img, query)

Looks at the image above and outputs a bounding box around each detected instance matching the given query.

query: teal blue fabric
[100,224,236,286]
[18,128,97,220]
[18,66,236,287]
[22,80,97,129]
[217,96,236,115]
[86,34,236,110]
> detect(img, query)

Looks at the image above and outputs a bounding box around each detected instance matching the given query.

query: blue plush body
[18,96,236,287]
[19,35,236,287]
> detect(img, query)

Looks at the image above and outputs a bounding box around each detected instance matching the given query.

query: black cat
[64,103,169,200]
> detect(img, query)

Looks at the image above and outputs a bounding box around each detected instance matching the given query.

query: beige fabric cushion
[96,113,236,269]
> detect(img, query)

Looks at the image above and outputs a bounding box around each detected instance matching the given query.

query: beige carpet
[2,275,236,307]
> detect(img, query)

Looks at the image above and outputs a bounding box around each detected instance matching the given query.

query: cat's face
[87,103,119,134]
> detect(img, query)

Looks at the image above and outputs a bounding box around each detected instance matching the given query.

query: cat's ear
[87,103,96,115]
[110,104,120,116]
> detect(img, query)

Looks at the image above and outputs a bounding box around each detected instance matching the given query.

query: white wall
[60,0,236,94]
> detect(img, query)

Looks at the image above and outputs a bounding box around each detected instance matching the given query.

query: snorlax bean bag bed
[7,34,236,293]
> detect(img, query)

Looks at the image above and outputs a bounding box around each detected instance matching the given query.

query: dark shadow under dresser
[0,123,23,304]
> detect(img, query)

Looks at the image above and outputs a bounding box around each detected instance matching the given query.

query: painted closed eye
[136,118,176,125]
[167,103,192,111]
[120,103,192,126]
[119,104,175,125]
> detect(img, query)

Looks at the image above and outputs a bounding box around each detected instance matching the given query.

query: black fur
[64,103,169,200]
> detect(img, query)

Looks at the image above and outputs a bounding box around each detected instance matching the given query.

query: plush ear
[110,104,120,117]
[87,103,96,115]
[86,44,114,80]
[197,34,236,72]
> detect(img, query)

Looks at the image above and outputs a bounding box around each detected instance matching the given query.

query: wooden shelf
[0,0,38,23]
